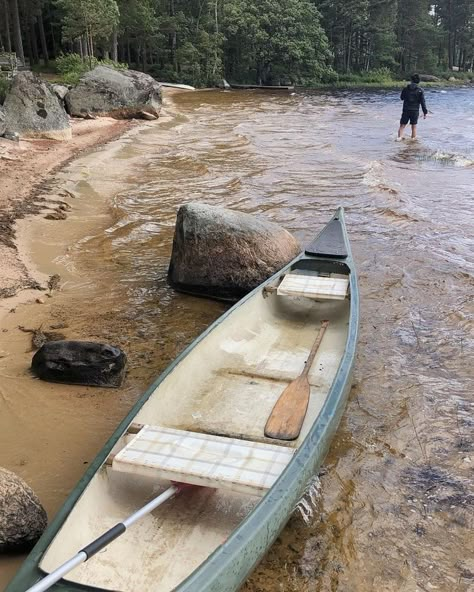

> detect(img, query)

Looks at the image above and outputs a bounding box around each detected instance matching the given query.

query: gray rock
[3,130,19,142]
[32,340,127,387]
[66,66,162,119]
[419,74,441,82]
[168,203,301,300]
[139,110,157,120]
[52,84,69,101]
[0,106,5,136]
[3,71,71,140]
[0,467,47,553]
[448,76,457,82]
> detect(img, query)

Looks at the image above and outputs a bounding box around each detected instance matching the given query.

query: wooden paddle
[264,320,329,441]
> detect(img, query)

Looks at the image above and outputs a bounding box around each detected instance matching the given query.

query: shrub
[55,53,128,86]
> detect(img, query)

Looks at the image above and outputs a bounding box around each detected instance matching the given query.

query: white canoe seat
[112,425,294,496]
[277,272,349,301]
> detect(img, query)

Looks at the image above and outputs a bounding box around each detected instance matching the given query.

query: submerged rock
[168,203,301,300]
[32,341,127,387]
[66,66,162,119]
[0,467,47,553]
[3,71,71,140]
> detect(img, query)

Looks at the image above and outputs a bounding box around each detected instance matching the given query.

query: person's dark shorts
[400,111,419,125]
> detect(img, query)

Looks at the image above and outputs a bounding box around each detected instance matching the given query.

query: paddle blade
[264,375,310,441]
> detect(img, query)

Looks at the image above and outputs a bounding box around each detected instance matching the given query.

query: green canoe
[8,207,359,592]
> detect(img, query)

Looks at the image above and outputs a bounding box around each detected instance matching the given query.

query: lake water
[1,87,473,591]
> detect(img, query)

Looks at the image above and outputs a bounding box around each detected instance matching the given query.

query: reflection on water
[2,87,473,590]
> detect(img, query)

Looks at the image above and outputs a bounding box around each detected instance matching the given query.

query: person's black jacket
[401,83,428,114]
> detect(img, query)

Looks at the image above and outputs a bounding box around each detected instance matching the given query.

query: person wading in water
[398,74,428,140]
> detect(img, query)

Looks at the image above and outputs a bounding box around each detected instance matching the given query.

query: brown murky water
[1,88,473,590]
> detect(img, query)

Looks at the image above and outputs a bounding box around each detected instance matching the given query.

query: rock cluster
[0,65,162,141]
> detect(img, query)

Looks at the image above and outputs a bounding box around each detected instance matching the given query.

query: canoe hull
[7,208,358,592]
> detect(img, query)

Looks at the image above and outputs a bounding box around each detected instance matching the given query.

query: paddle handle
[25,485,180,592]
[301,320,329,377]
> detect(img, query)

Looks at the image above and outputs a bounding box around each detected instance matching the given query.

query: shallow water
[1,87,473,590]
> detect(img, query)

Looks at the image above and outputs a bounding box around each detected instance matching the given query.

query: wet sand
[0,90,193,587]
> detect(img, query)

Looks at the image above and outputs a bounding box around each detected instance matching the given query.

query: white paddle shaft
[25,485,179,592]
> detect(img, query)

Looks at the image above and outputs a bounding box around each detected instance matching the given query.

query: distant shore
[297,79,474,91]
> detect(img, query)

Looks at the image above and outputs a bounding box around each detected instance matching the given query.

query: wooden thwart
[112,425,295,496]
[265,320,329,441]
[277,273,349,300]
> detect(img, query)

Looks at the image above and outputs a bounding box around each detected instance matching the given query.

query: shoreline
[0,87,184,316]
[0,87,189,588]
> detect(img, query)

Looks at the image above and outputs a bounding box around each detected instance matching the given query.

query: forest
[0,0,473,87]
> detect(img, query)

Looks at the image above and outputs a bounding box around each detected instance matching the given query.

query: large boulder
[419,74,441,82]
[168,203,301,300]
[3,71,71,140]
[0,105,5,136]
[32,341,127,388]
[0,467,47,553]
[66,66,162,119]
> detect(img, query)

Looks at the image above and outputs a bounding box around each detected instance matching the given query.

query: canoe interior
[39,257,351,592]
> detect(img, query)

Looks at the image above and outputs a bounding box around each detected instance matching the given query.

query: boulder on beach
[168,203,301,300]
[419,74,441,82]
[0,106,5,136]
[52,84,69,102]
[32,341,127,388]
[65,66,162,119]
[0,467,47,553]
[3,71,71,140]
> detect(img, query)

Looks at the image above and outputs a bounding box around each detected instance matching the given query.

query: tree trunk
[10,0,24,63]
[83,34,89,58]
[78,36,84,60]
[3,0,12,52]
[111,27,118,61]
[29,15,39,65]
[38,9,49,65]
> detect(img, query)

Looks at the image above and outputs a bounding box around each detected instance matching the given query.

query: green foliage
[0,76,10,105]
[5,0,473,89]
[55,53,127,85]
[223,0,334,85]
[57,0,120,43]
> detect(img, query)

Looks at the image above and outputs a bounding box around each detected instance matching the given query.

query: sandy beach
[0,117,134,303]
[0,88,188,588]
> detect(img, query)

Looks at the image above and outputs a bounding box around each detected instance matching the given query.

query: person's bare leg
[411,124,417,139]
[398,124,406,139]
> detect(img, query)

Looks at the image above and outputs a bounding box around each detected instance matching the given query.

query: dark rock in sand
[0,467,47,553]
[66,66,162,119]
[3,72,71,140]
[0,106,5,136]
[168,203,301,300]
[32,341,127,388]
